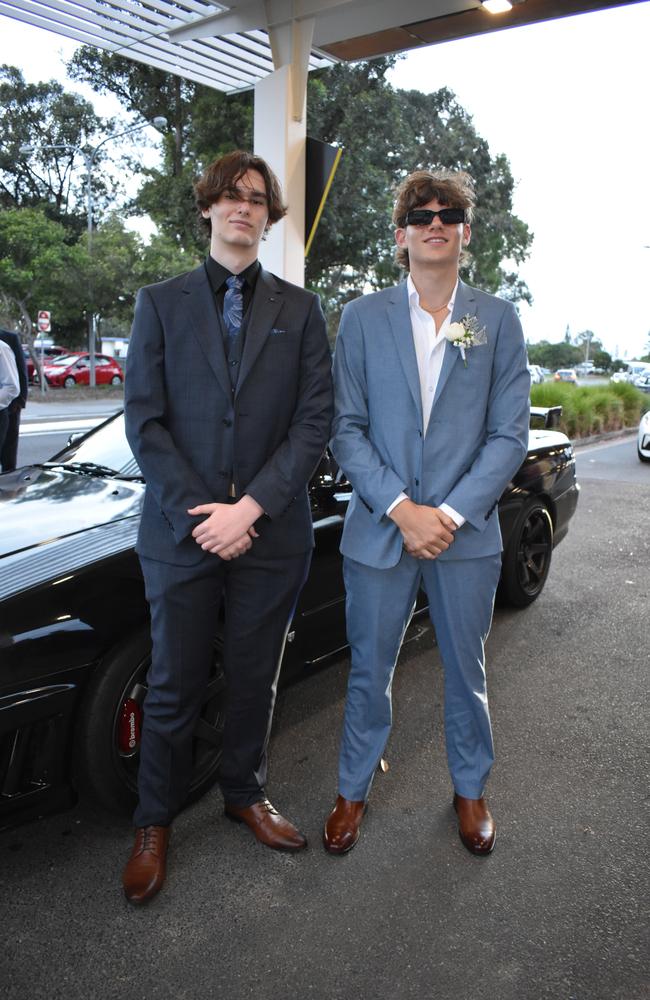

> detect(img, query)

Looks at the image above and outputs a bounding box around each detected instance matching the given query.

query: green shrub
[530,381,645,438]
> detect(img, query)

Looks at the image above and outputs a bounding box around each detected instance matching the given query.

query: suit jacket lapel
[430,279,477,413]
[236,267,283,395]
[183,265,232,400]
[387,282,423,427]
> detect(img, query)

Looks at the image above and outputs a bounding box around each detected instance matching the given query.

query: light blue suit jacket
[330,279,531,569]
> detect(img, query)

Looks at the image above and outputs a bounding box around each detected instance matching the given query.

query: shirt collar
[407,273,459,314]
[205,256,260,294]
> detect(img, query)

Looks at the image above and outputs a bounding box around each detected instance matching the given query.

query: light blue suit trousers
[331,278,530,803]
[339,551,502,802]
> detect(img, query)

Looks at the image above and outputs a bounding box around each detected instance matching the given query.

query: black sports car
[0,407,578,831]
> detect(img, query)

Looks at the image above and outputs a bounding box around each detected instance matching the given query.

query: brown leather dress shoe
[453,794,496,855]
[224,799,307,851]
[323,795,366,855]
[122,825,171,903]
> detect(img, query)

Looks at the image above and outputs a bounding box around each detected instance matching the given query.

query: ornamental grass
[530,381,646,439]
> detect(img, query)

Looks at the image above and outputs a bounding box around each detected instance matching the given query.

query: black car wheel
[74,626,226,814]
[63,376,76,388]
[499,498,553,607]
[110,375,122,385]
[638,446,650,464]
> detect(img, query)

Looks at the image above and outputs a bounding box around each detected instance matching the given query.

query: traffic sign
[37,310,51,333]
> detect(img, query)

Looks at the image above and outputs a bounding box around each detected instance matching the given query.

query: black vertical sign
[305,137,342,257]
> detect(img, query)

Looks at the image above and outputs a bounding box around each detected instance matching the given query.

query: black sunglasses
[405,208,466,226]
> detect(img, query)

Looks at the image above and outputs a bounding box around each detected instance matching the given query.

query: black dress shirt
[204,256,260,318]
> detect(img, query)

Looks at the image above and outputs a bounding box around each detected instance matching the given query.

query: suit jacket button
[223,418,232,427]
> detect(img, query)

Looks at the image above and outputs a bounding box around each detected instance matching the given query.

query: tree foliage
[0,65,112,234]
[0,206,87,341]
[68,48,253,249]
[305,60,533,331]
[0,51,533,342]
[67,49,532,334]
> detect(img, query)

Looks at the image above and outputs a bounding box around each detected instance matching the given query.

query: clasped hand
[187,495,263,560]
[389,499,457,559]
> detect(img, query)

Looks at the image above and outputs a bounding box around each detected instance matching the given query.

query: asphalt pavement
[1,468,647,999]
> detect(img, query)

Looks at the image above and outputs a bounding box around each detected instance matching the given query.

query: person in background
[0,337,20,461]
[0,329,28,472]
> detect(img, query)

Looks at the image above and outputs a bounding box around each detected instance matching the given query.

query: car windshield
[47,411,142,479]
[49,354,81,366]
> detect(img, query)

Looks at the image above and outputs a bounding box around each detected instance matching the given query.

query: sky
[1,2,649,359]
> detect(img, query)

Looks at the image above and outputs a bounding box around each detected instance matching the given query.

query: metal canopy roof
[0,0,642,93]
[0,0,332,91]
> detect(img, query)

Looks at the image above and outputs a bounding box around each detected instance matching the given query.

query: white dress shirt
[386,274,465,527]
[0,339,20,409]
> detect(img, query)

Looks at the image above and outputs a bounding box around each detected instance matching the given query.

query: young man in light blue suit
[324,169,530,856]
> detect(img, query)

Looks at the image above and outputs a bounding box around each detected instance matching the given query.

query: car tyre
[638,447,650,463]
[499,498,554,607]
[63,376,76,388]
[110,375,123,385]
[74,626,226,814]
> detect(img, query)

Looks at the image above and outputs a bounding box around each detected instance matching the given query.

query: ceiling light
[482,0,513,13]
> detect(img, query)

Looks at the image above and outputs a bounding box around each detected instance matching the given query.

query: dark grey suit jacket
[125,263,333,566]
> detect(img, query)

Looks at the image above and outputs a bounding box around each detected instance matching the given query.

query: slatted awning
[0,1,641,94]
[0,0,333,92]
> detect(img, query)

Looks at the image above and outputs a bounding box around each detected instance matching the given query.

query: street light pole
[20,116,166,386]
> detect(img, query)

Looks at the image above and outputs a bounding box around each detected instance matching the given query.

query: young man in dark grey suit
[123,151,333,903]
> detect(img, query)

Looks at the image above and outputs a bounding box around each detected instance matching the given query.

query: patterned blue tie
[223,274,244,350]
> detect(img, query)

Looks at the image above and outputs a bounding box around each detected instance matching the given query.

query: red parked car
[23,344,67,384]
[42,352,124,388]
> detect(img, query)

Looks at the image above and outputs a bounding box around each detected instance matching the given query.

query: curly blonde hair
[393,169,475,271]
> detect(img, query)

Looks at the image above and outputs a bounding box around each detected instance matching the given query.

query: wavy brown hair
[393,169,476,271]
[195,150,287,235]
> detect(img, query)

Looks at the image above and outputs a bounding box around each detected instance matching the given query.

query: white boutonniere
[445,315,488,367]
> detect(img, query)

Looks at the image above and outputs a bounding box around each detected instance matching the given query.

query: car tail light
[117,698,142,755]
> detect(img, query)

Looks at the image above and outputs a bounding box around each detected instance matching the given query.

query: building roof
[0,0,640,93]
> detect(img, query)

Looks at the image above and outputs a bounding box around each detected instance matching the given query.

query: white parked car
[527,363,544,385]
[638,411,650,463]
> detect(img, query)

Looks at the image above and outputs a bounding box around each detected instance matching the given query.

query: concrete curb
[571,426,638,449]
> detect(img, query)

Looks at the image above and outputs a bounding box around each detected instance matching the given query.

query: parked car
[554,368,578,384]
[41,353,124,388]
[22,344,67,384]
[527,364,544,385]
[612,363,650,385]
[633,373,650,393]
[0,407,579,831]
[638,411,650,462]
[575,362,595,376]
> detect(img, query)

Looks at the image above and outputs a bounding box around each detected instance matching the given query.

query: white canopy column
[255,17,315,286]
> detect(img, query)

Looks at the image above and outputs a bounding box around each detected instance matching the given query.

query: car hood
[0,466,143,558]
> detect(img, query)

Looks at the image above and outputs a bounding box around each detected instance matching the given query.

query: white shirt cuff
[440,502,465,528]
[386,492,408,516]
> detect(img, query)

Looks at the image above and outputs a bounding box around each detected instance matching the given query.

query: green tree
[304,62,533,334]
[574,329,601,361]
[527,340,582,370]
[0,206,87,341]
[67,50,533,337]
[0,65,111,234]
[68,48,253,249]
[592,348,613,371]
